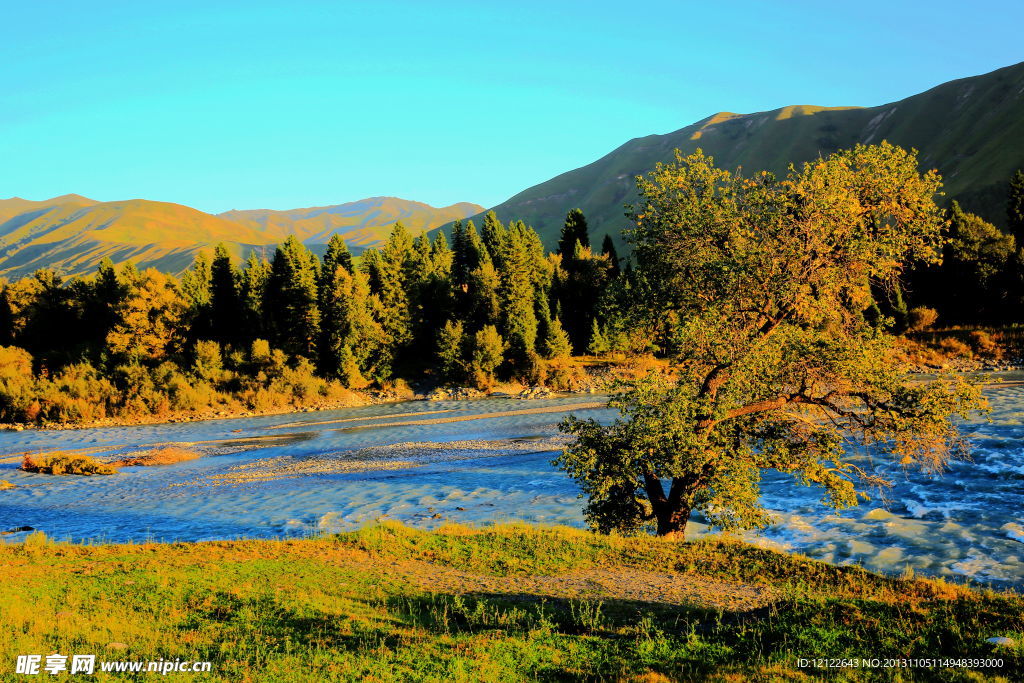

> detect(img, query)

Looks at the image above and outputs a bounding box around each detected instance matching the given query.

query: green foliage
[436,319,467,383]
[559,144,987,538]
[265,236,321,360]
[1008,168,1024,241]
[209,244,242,345]
[541,316,572,360]
[557,207,590,256]
[470,325,505,389]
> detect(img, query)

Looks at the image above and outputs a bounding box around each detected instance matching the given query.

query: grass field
[1,523,1021,681]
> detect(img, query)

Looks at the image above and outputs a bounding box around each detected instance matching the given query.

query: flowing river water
[1,379,1022,587]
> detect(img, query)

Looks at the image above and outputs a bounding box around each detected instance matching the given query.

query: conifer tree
[322,234,353,277]
[436,319,466,383]
[470,324,505,387]
[481,211,508,265]
[558,208,590,256]
[321,265,386,380]
[1009,169,1024,242]
[542,316,572,359]
[209,244,242,346]
[497,221,539,365]
[240,252,271,338]
[601,234,621,277]
[264,236,321,360]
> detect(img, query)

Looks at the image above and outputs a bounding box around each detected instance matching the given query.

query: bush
[21,453,117,476]
[968,330,1003,359]
[938,337,972,358]
[907,307,939,332]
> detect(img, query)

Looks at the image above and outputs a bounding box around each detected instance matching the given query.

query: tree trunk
[654,505,690,539]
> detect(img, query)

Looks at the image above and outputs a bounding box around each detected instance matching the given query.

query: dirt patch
[388,560,773,612]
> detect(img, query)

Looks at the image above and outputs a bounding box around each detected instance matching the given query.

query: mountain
[220,197,483,250]
[453,62,1024,247]
[0,196,482,279]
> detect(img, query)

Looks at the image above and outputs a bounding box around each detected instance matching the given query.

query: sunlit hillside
[220,197,483,249]
[0,196,481,278]
[455,61,1024,246]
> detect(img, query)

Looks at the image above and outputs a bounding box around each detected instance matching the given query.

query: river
[1,382,1022,587]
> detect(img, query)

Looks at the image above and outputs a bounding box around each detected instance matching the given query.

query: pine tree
[240,252,271,338]
[264,236,321,360]
[470,324,505,387]
[1009,169,1024,242]
[497,222,538,365]
[321,266,386,380]
[180,251,213,338]
[436,319,466,383]
[542,316,572,359]
[601,234,621,277]
[587,319,610,355]
[209,244,241,346]
[468,261,501,329]
[481,211,508,265]
[365,224,414,375]
[558,208,590,256]
[322,234,353,277]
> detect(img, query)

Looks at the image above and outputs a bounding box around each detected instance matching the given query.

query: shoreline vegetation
[0,523,1020,681]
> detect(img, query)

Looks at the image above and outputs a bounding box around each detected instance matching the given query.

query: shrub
[193,340,224,382]
[21,452,117,476]
[968,330,1003,359]
[938,337,972,358]
[907,307,939,332]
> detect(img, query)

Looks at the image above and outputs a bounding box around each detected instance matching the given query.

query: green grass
[1,523,1021,681]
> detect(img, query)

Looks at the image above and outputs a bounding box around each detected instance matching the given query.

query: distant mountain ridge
[452,61,1024,247]
[0,196,482,279]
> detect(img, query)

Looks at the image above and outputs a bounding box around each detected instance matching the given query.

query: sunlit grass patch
[20,452,117,475]
[111,446,201,467]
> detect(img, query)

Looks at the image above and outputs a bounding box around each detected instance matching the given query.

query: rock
[431,513,442,519]
[455,506,466,511]
[987,636,1016,647]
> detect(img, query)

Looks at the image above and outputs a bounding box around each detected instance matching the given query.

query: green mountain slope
[455,62,1024,247]
[0,196,482,279]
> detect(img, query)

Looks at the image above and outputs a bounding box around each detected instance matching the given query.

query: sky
[2,1,1022,214]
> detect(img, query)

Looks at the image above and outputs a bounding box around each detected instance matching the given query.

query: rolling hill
[0,196,482,279]
[453,61,1024,247]
[220,197,483,250]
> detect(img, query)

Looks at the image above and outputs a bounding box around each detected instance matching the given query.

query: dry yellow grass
[111,446,201,467]
[20,452,117,475]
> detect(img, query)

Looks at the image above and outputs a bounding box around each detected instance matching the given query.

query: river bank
[1,523,1019,681]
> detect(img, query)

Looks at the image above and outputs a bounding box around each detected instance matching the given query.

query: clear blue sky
[2,1,1022,213]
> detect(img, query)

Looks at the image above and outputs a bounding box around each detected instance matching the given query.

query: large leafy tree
[557,144,987,538]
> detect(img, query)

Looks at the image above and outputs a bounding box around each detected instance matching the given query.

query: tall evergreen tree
[601,234,621,278]
[320,266,385,380]
[322,234,353,277]
[1009,169,1024,242]
[481,211,508,266]
[209,244,242,346]
[240,252,271,339]
[497,222,539,365]
[558,208,590,257]
[264,236,321,359]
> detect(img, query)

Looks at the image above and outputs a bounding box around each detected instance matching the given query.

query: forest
[0,162,1022,426]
